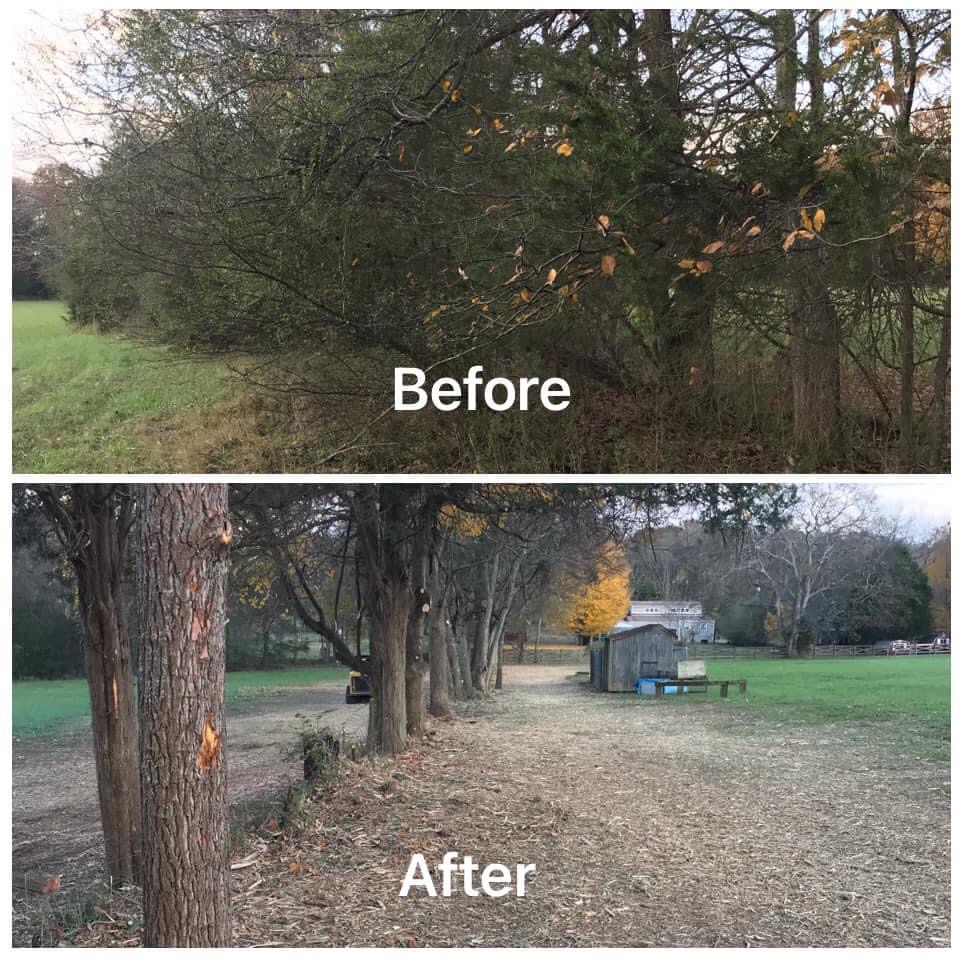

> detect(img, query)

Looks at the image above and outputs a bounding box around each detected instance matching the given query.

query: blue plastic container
[635,677,688,696]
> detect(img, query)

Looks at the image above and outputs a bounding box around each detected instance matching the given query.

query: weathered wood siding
[601,625,687,692]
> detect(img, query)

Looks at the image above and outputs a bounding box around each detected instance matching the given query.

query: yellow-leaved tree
[553,542,631,637]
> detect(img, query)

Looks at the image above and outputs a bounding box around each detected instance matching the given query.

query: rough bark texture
[788,263,842,457]
[138,483,232,947]
[354,486,409,755]
[68,485,141,886]
[929,294,950,465]
[427,598,453,717]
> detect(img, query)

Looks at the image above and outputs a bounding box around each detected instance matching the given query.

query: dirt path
[235,667,950,947]
[13,667,950,947]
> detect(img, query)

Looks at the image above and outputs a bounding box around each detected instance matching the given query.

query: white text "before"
[394,366,571,412]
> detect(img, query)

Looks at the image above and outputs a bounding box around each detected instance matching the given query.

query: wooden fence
[685,644,784,660]
[501,647,588,666]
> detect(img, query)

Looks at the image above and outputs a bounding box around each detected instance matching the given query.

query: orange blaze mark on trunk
[197,713,222,770]
[111,677,119,715]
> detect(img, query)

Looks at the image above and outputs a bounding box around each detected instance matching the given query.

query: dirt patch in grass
[12,681,366,946]
[13,667,949,947]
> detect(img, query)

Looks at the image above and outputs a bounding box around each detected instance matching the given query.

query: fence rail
[502,641,949,666]
[685,644,784,660]
[501,647,588,666]
[810,643,950,657]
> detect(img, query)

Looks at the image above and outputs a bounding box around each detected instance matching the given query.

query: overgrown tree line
[20,9,950,471]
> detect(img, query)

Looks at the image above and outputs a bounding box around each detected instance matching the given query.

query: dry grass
[12,667,950,947]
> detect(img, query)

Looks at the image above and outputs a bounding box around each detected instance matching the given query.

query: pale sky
[866,481,952,538]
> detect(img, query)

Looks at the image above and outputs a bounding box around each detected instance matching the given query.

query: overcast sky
[862,481,952,538]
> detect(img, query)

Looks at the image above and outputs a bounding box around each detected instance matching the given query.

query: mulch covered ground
[14,667,951,947]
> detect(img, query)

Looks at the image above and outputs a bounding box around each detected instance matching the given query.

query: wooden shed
[590,624,688,692]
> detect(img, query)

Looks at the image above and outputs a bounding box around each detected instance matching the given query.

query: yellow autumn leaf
[556,141,574,157]
[678,259,697,270]
[504,140,520,153]
[546,268,558,286]
[596,214,610,232]
[450,89,461,103]
[746,225,762,238]
[620,237,636,256]
[466,127,481,137]
[441,79,451,93]
[783,229,815,252]
[751,181,765,196]
[398,144,406,163]
[800,208,814,232]
[463,144,474,155]
[492,117,504,130]
[600,254,617,276]
[695,260,713,274]
[702,240,725,255]
[519,288,532,302]
[813,208,826,231]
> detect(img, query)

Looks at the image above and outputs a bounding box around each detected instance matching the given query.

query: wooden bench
[653,678,747,698]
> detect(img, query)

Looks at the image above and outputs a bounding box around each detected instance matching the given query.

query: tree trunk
[70,485,141,886]
[641,9,714,384]
[428,599,453,717]
[354,486,410,755]
[898,234,916,469]
[788,266,842,459]
[138,484,232,948]
[405,502,436,736]
[929,293,950,466]
[779,10,841,463]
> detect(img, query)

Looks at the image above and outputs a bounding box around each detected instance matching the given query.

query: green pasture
[12,300,243,472]
[12,666,349,738]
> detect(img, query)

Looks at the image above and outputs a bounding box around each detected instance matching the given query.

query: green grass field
[12,300,253,472]
[701,656,951,756]
[12,666,349,738]
[705,655,949,721]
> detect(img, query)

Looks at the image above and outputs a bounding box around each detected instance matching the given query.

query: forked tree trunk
[138,484,232,947]
[69,485,141,886]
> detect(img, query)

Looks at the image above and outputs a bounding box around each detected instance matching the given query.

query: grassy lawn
[700,656,951,757]
[12,300,257,472]
[12,666,349,738]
